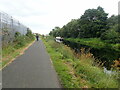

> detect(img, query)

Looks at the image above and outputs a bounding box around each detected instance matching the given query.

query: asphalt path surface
[2,40,61,88]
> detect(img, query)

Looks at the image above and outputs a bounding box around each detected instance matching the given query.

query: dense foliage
[49,6,120,44]
[13,29,34,48]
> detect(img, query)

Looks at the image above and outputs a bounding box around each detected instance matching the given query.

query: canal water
[63,40,120,70]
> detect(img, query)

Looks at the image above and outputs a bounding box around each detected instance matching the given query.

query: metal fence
[0,11,28,45]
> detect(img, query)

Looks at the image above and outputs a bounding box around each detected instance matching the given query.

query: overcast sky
[0,0,119,35]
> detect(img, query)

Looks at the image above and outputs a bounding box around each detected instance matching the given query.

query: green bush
[26,29,34,40]
[100,29,120,44]
[13,30,34,49]
[14,32,21,38]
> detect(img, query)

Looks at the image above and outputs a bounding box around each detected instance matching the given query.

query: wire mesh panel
[0,12,2,44]
[0,12,28,45]
[0,12,2,61]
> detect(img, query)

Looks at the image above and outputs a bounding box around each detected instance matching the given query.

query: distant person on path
[36,34,39,41]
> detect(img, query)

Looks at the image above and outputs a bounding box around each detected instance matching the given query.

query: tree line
[49,6,120,44]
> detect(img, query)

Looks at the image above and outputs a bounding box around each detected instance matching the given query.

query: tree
[78,6,108,38]
[59,19,80,38]
[49,27,61,37]
[101,29,120,43]
[101,15,120,43]
[107,15,118,27]
[26,28,34,40]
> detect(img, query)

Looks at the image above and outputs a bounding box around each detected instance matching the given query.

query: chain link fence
[0,11,28,45]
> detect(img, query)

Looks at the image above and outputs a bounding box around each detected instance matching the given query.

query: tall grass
[74,49,118,88]
[42,36,119,88]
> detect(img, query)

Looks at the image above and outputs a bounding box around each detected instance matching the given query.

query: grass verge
[42,36,119,88]
[1,35,35,69]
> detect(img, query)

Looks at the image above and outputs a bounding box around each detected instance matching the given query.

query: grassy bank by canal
[64,38,120,69]
[42,36,119,88]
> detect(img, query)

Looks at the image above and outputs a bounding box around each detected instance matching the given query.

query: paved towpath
[2,39,61,88]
